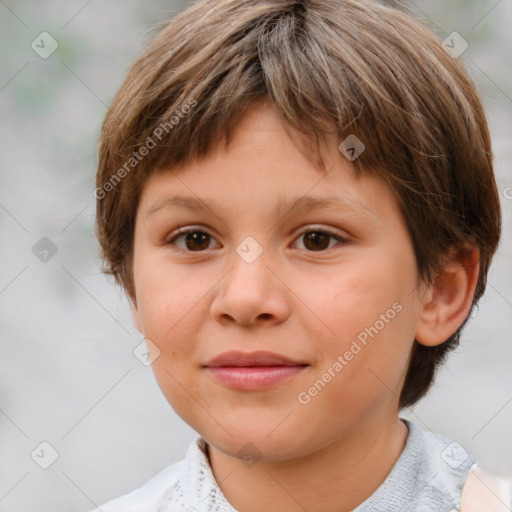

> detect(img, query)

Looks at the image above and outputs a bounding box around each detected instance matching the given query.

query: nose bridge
[210,234,289,326]
[229,234,273,294]
[235,235,266,267]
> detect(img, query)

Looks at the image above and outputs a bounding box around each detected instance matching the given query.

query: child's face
[131,103,426,460]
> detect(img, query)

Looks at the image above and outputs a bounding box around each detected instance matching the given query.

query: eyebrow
[146,194,378,223]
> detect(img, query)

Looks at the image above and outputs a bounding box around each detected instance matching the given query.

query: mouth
[204,350,309,390]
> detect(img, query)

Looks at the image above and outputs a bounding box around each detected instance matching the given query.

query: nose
[210,241,291,328]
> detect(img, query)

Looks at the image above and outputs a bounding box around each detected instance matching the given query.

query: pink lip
[204,351,308,390]
[206,366,307,390]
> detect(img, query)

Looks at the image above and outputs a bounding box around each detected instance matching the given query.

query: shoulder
[404,420,476,481]
[393,419,478,510]
[86,434,238,512]
[88,439,191,512]
[402,420,512,511]
[86,460,185,512]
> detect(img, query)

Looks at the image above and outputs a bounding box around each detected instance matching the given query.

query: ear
[131,301,143,333]
[415,246,480,347]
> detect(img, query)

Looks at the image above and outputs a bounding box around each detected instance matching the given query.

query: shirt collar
[174,419,475,512]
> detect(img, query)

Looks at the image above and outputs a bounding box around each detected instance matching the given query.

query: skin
[131,103,479,512]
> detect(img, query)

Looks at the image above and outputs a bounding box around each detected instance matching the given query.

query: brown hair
[95,0,501,408]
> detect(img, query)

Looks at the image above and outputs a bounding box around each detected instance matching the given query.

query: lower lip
[206,365,307,390]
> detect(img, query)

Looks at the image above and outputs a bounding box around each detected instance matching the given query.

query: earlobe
[415,247,480,347]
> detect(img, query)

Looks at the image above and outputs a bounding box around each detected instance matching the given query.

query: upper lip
[204,350,308,367]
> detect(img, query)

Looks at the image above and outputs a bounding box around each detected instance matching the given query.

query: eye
[293,227,349,252]
[166,227,219,252]
[166,226,349,253]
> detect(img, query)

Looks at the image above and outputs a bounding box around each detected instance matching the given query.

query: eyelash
[165,226,349,253]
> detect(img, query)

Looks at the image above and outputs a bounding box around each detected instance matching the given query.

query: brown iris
[184,231,211,251]
[302,232,331,251]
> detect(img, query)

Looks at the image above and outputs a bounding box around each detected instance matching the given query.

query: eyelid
[294,224,350,242]
[165,225,219,246]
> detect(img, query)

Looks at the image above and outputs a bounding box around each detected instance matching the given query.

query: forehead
[138,104,397,226]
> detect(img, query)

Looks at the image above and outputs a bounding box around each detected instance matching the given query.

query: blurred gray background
[0,1,511,511]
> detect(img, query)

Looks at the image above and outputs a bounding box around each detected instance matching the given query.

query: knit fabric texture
[91,418,476,512]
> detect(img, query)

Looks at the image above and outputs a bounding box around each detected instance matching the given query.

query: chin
[202,425,311,463]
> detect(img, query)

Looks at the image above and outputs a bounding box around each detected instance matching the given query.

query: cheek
[312,258,408,344]
[133,254,207,348]
[306,253,420,386]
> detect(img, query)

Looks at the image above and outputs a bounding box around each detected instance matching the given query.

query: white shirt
[88,419,508,512]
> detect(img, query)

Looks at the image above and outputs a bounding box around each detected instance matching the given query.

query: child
[91,0,510,510]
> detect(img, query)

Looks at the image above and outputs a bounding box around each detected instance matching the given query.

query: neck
[207,413,409,512]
